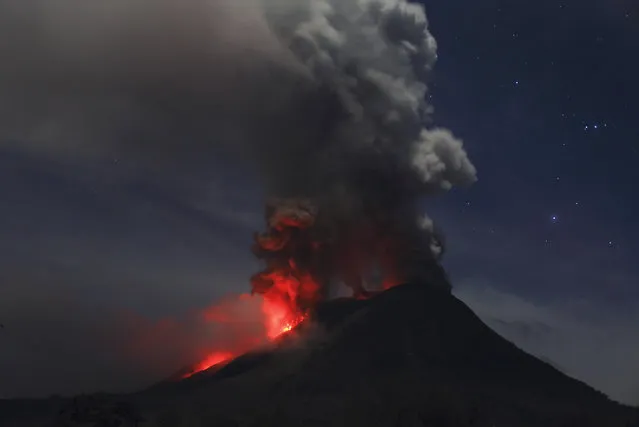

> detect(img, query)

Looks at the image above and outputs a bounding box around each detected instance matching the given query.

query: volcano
[135,282,638,427]
[3,281,638,427]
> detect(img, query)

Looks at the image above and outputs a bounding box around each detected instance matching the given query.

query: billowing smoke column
[0,0,477,373]
[251,199,321,338]
[247,0,477,322]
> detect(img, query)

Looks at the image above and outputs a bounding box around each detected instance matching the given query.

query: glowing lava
[181,351,234,379]
[260,272,314,339]
[182,201,321,379]
[182,289,309,379]
[182,200,404,379]
[263,297,307,340]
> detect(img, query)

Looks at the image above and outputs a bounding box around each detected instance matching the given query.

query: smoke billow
[0,0,476,299]
[247,0,477,306]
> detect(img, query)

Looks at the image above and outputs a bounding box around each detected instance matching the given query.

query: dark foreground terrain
[2,283,638,426]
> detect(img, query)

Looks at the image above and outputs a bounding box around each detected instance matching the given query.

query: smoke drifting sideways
[0,0,477,381]
[0,283,268,398]
[0,0,476,287]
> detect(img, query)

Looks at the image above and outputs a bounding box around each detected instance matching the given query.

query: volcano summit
[135,282,636,427]
[2,280,639,426]
[12,280,631,427]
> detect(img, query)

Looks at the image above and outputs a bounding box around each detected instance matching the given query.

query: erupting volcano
[181,292,310,379]
[183,196,449,379]
[177,0,480,379]
[156,283,639,427]
[251,199,321,338]
[183,198,381,378]
[2,0,639,425]
[182,201,321,378]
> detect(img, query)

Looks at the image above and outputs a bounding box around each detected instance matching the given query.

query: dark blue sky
[420,0,639,302]
[0,0,638,404]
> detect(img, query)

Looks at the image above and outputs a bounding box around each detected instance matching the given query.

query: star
[551,215,558,223]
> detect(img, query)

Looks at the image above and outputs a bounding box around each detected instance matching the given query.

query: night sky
[1,0,638,405]
[424,0,639,302]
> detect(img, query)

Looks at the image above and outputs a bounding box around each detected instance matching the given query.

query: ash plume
[0,0,476,299]
[248,0,477,304]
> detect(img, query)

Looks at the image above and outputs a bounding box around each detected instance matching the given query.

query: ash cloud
[0,0,295,161]
[0,0,476,289]
[0,0,477,183]
[0,0,477,393]
[250,0,476,292]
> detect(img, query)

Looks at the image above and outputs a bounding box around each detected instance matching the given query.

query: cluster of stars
[455,2,633,257]
[463,199,616,249]
[584,123,607,131]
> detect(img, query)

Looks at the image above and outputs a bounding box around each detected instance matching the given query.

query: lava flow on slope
[182,197,429,379]
[181,200,320,378]
[180,296,308,380]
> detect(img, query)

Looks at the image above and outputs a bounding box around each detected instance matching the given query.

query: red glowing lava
[181,204,388,379]
[181,351,234,379]
[182,285,310,378]
[183,200,327,378]
[180,199,438,379]
[262,294,308,340]
[259,267,316,339]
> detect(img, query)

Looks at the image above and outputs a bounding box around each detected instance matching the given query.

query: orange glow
[182,201,319,379]
[262,293,308,339]
[258,264,316,339]
[181,278,311,378]
[180,200,414,380]
[181,351,234,379]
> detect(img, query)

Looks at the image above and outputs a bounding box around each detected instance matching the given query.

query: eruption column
[251,199,322,336]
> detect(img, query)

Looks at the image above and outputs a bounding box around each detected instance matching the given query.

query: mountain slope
[2,282,638,426]
[140,283,638,427]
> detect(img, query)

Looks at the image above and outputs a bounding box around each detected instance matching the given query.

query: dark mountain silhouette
[2,282,638,426]
[139,283,639,426]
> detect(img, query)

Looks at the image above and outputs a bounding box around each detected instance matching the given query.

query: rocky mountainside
[2,283,638,427]
[138,283,638,427]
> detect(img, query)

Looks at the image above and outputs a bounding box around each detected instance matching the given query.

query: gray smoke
[0,0,477,290]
